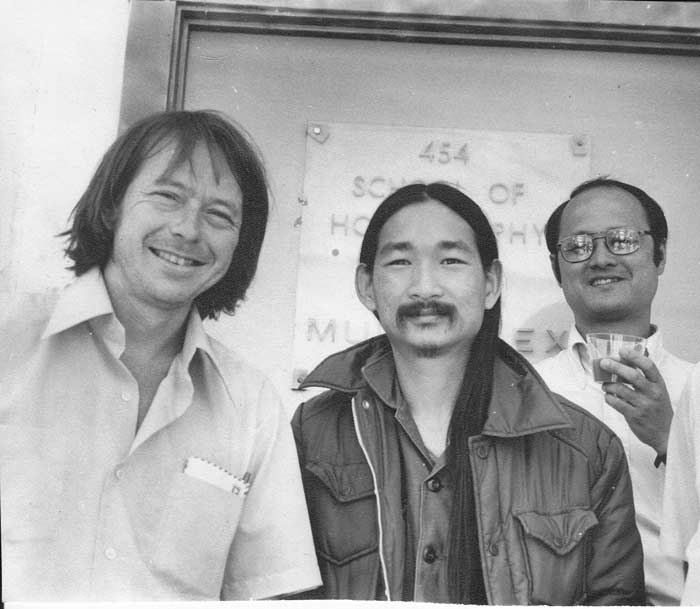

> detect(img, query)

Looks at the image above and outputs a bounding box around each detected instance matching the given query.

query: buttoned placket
[87,315,143,596]
[88,312,201,595]
[413,457,450,601]
[394,401,451,602]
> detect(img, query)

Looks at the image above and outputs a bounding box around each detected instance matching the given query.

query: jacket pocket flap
[515,508,599,556]
[306,461,375,503]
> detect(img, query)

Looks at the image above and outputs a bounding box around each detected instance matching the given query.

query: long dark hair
[61,109,269,319]
[359,182,501,603]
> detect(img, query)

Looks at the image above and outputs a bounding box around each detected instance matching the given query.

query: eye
[563,236,590,255]
[609,231,635,252]
[206,207,239,229]
[442,257,466,265]
[385,258,410,266]
[152,190,179,202]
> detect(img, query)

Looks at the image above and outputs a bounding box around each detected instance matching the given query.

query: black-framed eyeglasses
[557,228,652,263]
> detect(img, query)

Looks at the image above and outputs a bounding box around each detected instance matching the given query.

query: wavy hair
[62,109,269,319]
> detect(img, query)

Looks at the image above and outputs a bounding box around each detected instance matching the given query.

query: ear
[355,263,377,313]
[549,253,562,286]
[484,259,503,311]
[655,241,666,275]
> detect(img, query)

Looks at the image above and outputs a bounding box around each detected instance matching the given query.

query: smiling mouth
[150,247,204,267]
[590,277,622,287]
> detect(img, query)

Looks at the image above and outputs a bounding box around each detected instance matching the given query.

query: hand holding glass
[586,333,646,382]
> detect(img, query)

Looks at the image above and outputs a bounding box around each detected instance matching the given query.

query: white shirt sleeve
[220,378,321,599]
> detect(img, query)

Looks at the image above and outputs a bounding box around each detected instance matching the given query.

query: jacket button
[422,546,437,564]
[362,400,370,410]
[476,444,489,459]
[426,477,442,492]
[488,542,499,556]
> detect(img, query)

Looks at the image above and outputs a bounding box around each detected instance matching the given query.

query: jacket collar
[301,334,573,437]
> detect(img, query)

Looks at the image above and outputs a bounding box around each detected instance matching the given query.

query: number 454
[419,141,469,164]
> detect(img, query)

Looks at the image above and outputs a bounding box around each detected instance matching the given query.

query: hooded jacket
[292,335,645,605]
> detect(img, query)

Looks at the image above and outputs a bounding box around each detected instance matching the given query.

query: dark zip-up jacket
[292,335,645,605]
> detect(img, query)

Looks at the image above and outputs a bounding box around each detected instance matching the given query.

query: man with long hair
[293,182,644,604]
[0,110,320,601]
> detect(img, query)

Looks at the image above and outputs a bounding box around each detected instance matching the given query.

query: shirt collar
[42,267,114,339]
[180,308,219,370]
[42,266,219,371]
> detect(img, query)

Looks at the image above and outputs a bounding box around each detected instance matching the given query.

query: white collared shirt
[662,362,700,605]
[0,267,320,601]
[536,324,693,606]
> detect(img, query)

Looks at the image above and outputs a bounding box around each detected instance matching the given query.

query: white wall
[0,0,130,303]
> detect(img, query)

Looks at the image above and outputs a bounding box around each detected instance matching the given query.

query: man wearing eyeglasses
[536,177,693,605]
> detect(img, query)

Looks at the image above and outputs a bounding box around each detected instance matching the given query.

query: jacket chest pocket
[305,461,378,565]
[514,508,598,605]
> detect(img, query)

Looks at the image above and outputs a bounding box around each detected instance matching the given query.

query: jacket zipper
[351,395,392,601]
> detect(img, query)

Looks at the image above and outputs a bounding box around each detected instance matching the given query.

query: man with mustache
[292,182,644,604]
[536,178,694,605]
[0,110,320,601]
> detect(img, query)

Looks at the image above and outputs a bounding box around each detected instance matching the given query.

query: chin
[412,344,445,359]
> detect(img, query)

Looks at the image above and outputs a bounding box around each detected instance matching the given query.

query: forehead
[560,186,648,235]
[377,199,477,248]
[135,138,237,187]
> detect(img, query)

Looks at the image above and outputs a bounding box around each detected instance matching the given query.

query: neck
[105,286,189,362]
[575,314,653,339]
[392,343,470,456]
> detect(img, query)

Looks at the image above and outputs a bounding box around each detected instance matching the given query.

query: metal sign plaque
[292,122,590,385]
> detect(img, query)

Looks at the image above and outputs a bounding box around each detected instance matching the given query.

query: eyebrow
[153,176,238,211]
[377,239,474,256]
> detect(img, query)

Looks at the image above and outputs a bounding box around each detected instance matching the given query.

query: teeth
[152,249,201,267]
[591,278,617,286]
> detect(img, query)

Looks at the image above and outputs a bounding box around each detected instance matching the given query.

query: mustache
[397,300,456,321]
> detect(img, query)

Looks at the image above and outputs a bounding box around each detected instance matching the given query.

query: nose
[409,260,443,299]
[587,235,615,267]
[169,201,201,241]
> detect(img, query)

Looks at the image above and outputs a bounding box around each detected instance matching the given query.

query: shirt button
[105,547,117,560]
[115,467,125,480]
[422,546,437,564]
[120,391,131,402]
[426,477,442,492]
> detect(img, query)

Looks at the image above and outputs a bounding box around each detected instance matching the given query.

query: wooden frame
[119,1,700,128]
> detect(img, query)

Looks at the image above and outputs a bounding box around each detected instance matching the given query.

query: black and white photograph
[1,0,700,606]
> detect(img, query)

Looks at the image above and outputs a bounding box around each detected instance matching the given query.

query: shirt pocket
[514,508,598,605]
[149,472,245,599]
[305,461,378,565]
